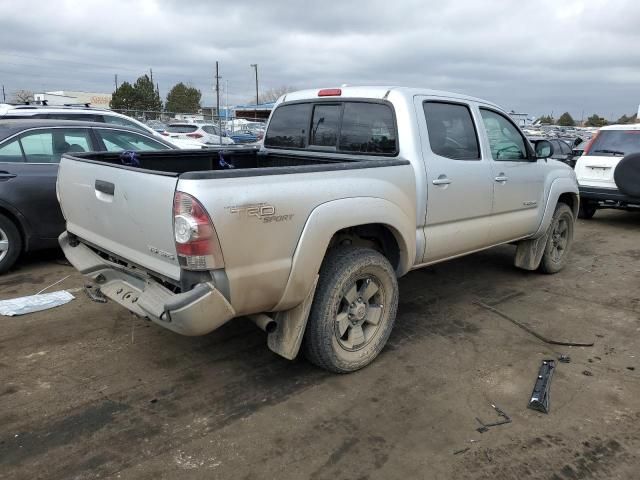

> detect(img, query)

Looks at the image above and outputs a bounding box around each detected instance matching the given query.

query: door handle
[432,176,452,186]
[0,172,17,180]
[494,175,508,183]
[95,180,115,195]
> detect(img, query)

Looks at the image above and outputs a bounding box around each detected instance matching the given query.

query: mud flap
[267,275,318,360]
[514,231,549,271]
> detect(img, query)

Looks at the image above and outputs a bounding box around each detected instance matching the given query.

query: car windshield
[166,124,198,133]
[586,130,640,156]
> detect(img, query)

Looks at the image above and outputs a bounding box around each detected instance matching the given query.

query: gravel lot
[1,210,639,480]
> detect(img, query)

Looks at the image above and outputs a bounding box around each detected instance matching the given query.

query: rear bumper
[59,232,235,336]
[579,186,640,205]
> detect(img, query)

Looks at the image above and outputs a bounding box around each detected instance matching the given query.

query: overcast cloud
[1,0,639,120]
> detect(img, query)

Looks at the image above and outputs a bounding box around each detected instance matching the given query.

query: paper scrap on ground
[0,290,75,316]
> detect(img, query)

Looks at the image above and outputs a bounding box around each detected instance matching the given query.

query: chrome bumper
[59,232,235,336]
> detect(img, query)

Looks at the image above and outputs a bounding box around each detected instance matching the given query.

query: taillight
[186,132,204,139]
[582,131,599,156]
[173,191,224,270]
[318,88,342,97]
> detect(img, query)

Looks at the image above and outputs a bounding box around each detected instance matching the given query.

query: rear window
[264,103,312,149]
[586,130,640,156]
[166,124,198,133]
[310,104,341,147]
[339,103,396,154]
[265,101,397,155]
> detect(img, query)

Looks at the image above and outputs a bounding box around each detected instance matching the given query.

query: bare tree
[252,86,296,104]
[11,89,34,104]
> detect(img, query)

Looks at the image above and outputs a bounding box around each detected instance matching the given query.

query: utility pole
[215,61,221,145]
[250,64,259,121]
[114,74,118,90]
[1,85,5,103]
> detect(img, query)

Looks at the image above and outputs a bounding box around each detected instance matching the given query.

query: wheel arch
[531,178,579,239]
[272,197,415,311]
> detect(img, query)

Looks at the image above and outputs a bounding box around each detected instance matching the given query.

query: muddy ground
[1,210,639,480]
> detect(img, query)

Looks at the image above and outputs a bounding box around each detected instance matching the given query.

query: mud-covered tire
[302,246,399,373]
[578,201,597,219]
[0,214,22,274]
[539,203,574,274]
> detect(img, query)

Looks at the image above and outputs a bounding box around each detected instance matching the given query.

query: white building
[33,91,112,109]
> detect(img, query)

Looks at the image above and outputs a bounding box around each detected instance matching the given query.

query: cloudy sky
[1,0,638,120]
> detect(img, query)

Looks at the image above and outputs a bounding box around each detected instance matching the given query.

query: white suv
[575,123,640,218]
[0,104,204,150]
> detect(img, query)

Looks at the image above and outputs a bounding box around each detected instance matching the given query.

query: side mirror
[534,140,554,159]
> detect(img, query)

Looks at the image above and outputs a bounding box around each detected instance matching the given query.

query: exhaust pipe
[248,313,277,334]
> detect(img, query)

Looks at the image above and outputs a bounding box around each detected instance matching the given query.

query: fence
[110,109,266,132]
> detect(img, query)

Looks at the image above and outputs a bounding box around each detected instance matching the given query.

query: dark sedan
[0,119,178,273]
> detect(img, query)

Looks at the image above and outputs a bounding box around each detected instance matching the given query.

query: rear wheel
[578,201,597,219]
[303,246,399,373]
[539,203,574,274]
[0,214,22,274]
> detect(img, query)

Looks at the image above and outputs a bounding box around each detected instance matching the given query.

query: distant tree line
[537,111,638,127]
[110,74,201,113]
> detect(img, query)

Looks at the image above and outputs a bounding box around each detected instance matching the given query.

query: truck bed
[65,147,408,179]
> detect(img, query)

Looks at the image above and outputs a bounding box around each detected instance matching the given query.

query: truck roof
[280,86,500,108]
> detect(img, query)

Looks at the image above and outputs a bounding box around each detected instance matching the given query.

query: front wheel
[0,214,22,274]
[303,246,399,373]
[539,203,574,274]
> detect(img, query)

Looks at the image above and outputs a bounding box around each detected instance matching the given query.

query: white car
[0,103,204,150]
[163,123,235,145]
[575,123,640,218]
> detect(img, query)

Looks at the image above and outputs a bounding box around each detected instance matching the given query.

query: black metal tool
[475,403,512,433]
[528,360,555,414]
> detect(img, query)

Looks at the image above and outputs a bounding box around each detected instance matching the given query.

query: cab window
[480,109,529,161]
[19,129,92,163]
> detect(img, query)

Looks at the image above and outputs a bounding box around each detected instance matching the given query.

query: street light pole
[250,63,259,121]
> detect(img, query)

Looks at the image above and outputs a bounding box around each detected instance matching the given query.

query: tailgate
[575,155,621,189]
[58,158,181,280]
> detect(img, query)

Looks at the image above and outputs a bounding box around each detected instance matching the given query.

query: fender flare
[531,177,579,239]
[272,197,415,311]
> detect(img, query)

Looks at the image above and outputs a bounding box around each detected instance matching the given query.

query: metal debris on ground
[528,360,555,414]
[0,290,75,316]
[84,283,107,303]
[558,354,571,363]
[475,403,512,433]
[453,447,470,455]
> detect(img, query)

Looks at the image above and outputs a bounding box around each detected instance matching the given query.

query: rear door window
[339,103,396,154]
[96,129,170,152]
[264,103,312,149]
[423,102,480,160]
[310,104,341,147]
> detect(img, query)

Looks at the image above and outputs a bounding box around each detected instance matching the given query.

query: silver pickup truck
[58,86,579,372]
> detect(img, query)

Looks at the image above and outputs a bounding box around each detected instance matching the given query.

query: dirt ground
[1,210,639,480]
